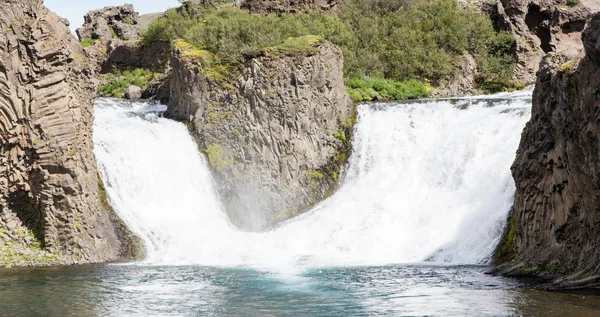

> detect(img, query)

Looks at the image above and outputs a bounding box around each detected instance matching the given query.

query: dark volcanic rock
[496,12,600,288]
[0,0,141,266]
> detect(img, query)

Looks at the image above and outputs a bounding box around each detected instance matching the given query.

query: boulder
[124,85,143,99]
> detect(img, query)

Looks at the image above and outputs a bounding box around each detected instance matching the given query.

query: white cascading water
[93,90,531,269]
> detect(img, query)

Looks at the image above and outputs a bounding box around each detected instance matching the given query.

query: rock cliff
[167,39,353,231]
[76,4,140,41]
[0,0,141,266]
[489,0,590,83]
[237,0,339,13]
[495,12,600,289]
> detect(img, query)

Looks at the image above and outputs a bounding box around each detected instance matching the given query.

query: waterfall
[93,90,531,268]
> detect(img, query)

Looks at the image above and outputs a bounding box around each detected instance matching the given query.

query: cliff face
[237,0,339,13]
[490,0,590,84]
[0,0,140,266]
[168,39,353,231]
[496,12,600,288]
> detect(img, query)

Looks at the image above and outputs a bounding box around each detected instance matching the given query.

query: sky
[45,0,180,33]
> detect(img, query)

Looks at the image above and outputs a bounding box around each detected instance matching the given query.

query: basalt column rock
[495,12,600,289]
[167,39,354,231]
[0,0,141,266]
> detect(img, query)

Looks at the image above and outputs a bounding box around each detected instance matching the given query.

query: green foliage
[558,60,575,73]
[496,212,517,263]
[142,0,516,97]
[97,172,112,212]
[98,68,155,98]
[307,169,325,180]
[567,0,579,7]
[345,77,431,101]
[79,38,98,47]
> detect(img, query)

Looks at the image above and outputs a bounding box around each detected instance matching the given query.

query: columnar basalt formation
[0,0,141,266]
[496,12,600,289]
[167,40,354,231]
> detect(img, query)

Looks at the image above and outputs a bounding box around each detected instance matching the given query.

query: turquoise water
[2,264,600,316]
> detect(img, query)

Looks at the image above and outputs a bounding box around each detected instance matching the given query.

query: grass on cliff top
[98,68,156,98]
[80,38,99,48]
[142,0,517,96]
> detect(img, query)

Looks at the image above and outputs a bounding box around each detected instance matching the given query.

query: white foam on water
[93,91,531,269]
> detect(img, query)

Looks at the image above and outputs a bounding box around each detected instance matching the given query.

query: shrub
[567,0,579,7]
[98,68,155,98]
[142,0,516,98]
[345,77,431,101]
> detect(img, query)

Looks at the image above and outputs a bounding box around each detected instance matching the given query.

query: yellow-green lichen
[204,143,234,172]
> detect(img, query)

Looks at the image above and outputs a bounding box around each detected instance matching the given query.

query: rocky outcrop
[495,12,600,288]
[0,0,141,266]
[76,5,170,101]
[433,53,478,97]
[490,0,590,84]
[237,0,339,13]
[76,4,140,41]
[101,40,171,73]
[167,39,353,231]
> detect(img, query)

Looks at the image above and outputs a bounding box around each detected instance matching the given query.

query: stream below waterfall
[2,90,600,316]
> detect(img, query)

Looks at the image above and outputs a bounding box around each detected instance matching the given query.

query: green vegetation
[79,38,98,47]
[97,172,112,212]
[98,68,156,98]
[142,0,517,97]
[495,212,517,264]
[345,77,431,102]
[567,0,579,7]
[558,60,575,73]
[204,143,233,172]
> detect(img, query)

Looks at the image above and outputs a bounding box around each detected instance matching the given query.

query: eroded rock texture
[237,0,339,13]
[0,0,140,266]
[496,12,600,288]
[76,4,140,41]
[490,0,590,83]
[167,41,353,231]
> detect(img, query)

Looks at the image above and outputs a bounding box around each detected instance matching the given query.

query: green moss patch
[495,211,517,264]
